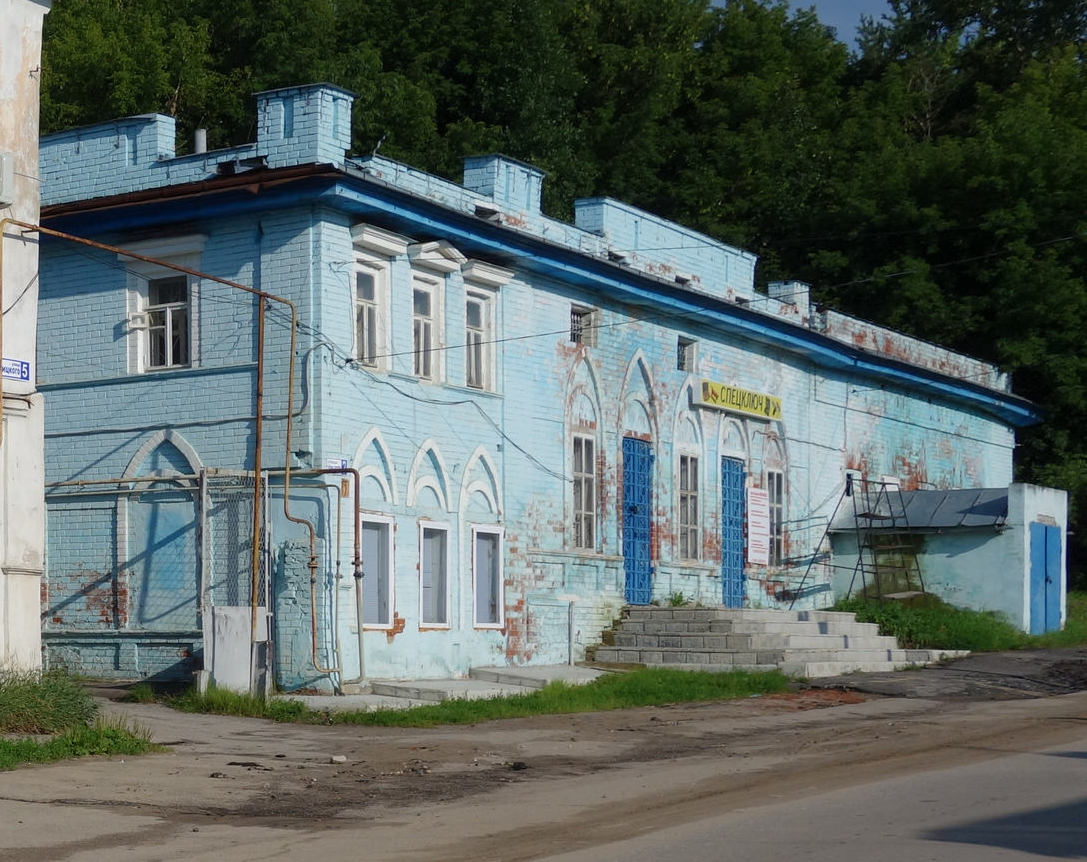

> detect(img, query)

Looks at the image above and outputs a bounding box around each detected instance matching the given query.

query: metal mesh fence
[44,470,270,638]
[202,471,270,614]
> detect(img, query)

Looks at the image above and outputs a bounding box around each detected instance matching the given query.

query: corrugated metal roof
[830,488,1008,532]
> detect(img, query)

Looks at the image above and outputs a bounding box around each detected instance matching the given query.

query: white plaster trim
[350,223,411,256]
[352,427,399,505]
[461,260,514,288]
[406,441,451,511]
[409,240,466,273]
[459,445,502,517]
[618,351,660,441]
[116,234,207,263]
[122,429,204,480]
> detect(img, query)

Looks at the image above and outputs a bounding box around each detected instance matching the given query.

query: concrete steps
[366,665,606,703]
[592,607,966,678]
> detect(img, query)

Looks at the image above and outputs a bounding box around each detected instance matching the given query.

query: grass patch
[835,591,1087,651]
[171,685,309,722]
[0,670,158,770]
[0,669,98,734]
[171,667,790,727]
[0,717,157,771]
[123,682,157,704]
[1031,591,1087,647]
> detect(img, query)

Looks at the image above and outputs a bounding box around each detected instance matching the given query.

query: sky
[790,0,893,46]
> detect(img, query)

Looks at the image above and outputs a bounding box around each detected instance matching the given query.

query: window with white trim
[420,524,449,626]
[351,224,407,371]
[354,264,382,367]
[472,526,503,627]
[678,454,699,559]
[146,275,190,369]
[767,469,785,566]
[412,275,438,380]
[361,516,393,626]
[121,235,206,374]
[465,290,492,390]
[572,435,596,549]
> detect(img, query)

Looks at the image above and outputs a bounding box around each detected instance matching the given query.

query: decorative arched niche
[352,427,398,506]
[407,440,451,512]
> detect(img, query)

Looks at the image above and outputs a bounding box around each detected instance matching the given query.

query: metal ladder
[848,475,926,601]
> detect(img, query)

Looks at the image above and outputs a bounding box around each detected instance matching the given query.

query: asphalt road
[539,726,1087,861]
[0,649,1085,861]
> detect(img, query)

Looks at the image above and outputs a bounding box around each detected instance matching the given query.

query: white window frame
[678,453,700,560]
[350,224,407,371]
[471,525,504,628]
[419,521,451,629]
[570,305,597,347]
[767,469,785,567]
[412,273,440,380]
[145,275,191,370]
[360,513,394,629]
[353,258,388,369]
[572,434,597,550]
[408,240,465,384]
[121,235,206,374]
[464,289,493,390]
[461,260,512,392]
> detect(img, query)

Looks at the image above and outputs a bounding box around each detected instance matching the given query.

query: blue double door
[621,438,747,608]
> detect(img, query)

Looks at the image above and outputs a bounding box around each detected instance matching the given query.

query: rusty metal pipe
[268,467,362,681]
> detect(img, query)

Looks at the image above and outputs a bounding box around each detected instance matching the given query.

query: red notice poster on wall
[747,487,770,565]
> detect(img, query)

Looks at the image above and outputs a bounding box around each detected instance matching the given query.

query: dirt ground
[0,649,1085,861]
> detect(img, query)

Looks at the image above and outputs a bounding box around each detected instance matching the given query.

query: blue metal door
[721,457,746,608]
[1029,522,1062,634]
[623,437,653,604]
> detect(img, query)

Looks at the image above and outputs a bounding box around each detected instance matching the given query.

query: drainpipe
[268,467,362,684]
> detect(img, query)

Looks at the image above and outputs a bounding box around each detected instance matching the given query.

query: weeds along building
[37,83,1059,689]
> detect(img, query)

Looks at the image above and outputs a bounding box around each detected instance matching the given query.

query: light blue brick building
[37,84,1054,689]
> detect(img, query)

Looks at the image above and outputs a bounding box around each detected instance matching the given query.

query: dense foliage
[40,0,1087,586]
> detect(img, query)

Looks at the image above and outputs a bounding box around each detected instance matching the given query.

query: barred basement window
[570,306,596,346]
[677,337,696,372]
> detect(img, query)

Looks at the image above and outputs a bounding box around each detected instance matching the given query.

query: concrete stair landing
[592,607,965,677]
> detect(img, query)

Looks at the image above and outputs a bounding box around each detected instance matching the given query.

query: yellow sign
[699,379,782,421]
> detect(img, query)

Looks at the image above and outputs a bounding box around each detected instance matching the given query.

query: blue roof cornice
[40,166,1038,428]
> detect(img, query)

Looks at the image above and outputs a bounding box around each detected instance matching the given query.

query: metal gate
[623,437,654,605]
[721,457,746,608]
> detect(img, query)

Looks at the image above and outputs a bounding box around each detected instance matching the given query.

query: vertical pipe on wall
[250,297,265,648]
